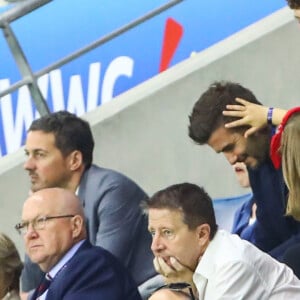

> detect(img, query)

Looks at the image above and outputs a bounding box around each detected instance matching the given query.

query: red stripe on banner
[159,18,183,72]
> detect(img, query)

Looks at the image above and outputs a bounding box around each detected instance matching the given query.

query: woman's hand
[223,98,269,137]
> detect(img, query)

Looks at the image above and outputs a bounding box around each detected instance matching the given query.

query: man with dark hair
[189,81,269,168]
[189,81,261,147]
[144,183,300,300]
[21,111,157,300]
[188,81,300,257]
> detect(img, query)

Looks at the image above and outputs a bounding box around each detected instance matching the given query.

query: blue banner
[0,0,286,156]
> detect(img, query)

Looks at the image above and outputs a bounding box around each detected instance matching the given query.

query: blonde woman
[0,233,23,300]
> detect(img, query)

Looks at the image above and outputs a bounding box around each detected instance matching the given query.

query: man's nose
[151,234,165,253]
[25,223,38,239]
[24,156,35,170]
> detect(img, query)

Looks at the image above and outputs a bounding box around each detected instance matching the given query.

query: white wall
[1,7,299,255]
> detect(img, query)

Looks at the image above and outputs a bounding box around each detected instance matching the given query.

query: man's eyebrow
[25,148,47,153]
[212,146,224,154]
[220,144,234,153]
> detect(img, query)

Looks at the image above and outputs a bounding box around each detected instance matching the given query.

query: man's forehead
[23,195,46,216]
[26,130,55,142]
[148,208,184,226]
[25,131,57,150]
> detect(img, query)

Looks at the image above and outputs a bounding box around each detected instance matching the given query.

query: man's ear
[71,215,84,238]
[197,223,211,247]
[68,150,83,171]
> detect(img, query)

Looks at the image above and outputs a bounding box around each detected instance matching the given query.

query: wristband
[267,107,274,125]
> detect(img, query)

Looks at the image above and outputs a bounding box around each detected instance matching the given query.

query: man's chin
[28,252,44,265]
[244,158,261,170]
[30,184,45,192]
[247,162,259,170]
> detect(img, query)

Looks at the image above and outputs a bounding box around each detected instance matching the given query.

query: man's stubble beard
[245,131,270,169]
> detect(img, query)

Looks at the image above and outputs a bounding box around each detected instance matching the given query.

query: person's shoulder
[87,164,146,192]
[73,241,132,274]
[197,231,257,279]
[87,164,132,181]
[248,158,280,175]
[74,240,116,260]
[208,231,254,262]
[48,242,141,300]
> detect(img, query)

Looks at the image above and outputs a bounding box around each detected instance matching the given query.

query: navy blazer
[40,240,142,300]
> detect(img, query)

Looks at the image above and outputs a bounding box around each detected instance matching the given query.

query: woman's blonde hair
[281,113,300,220]
[0,233,23,294]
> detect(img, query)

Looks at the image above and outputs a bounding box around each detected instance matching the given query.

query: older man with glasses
[15,187,142,300]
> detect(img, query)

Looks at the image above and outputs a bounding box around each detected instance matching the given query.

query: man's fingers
[157,257,174,274]
[153,257,161,273]
[169,257,185,271]
[154,257,175,277]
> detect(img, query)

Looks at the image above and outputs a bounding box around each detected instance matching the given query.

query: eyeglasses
[15,215,75,235]
[153,282,195,300]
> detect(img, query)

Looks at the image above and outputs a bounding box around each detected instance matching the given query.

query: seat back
[213,193,253,232]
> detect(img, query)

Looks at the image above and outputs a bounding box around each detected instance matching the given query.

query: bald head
[24,187,84,219]
[21,188,86,272]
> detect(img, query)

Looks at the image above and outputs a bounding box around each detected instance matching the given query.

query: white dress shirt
[193,230,300,300]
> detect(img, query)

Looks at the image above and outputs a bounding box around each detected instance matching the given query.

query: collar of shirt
[194,230,223,279]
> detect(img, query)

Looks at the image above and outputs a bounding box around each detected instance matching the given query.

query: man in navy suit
[21,111,158,300]
[16,187,142,300]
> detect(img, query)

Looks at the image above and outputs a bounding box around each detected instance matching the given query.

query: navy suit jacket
[22,165,156,292]
[232,196,256,241]
[36,240,142,300]
[248,158,300,260]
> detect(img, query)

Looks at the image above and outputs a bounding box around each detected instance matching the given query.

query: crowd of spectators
[2,1,300,299]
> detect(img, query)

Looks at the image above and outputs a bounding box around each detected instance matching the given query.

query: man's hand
[153,256,193,284]
[153,256,198,297]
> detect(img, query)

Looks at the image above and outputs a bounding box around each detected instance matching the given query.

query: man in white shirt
[144,183,300,300]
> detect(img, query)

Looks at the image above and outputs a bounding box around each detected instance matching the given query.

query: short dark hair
[29,111,94,169]
[188,81,261,145]
[143,183,218,239]
[286,0,300,8]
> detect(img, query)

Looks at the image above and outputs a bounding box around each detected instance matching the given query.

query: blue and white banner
[0,0,286,157]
